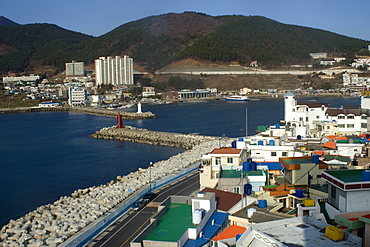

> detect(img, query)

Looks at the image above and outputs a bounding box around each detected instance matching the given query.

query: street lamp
[149,162,153,191]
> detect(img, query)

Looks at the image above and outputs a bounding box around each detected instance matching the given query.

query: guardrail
[61,161,200,247]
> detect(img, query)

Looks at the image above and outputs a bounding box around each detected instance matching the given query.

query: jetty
[90,126,218,149]
[0,106,158,119]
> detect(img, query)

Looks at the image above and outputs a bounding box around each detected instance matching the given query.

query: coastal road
[88,170,200,247]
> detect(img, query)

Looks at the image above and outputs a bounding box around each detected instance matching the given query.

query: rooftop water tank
[297,135,302,140]
[312,154,320,164]
[275,123,280,129]
[239,137,244,141]
[192,209,202,225]
[269,140,275,146]
[244,184,252,195]
[250,161,257,171]
[258,199,267,208]
[296,189,303,198]
[257,140,264,146]
[231,141,237,149]
[242,162,251,172]
[247,158,253,162]
[363,170,370,181]
[247,208,257,218]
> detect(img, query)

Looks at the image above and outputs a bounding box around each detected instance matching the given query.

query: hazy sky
[2,0,369,40]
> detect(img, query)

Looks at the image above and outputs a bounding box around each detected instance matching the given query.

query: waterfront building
[94,56,134,86]
[65,61,84,79]
[284,92,370,137]
[68,86,87,107]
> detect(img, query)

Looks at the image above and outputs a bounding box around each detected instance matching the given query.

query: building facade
[94,56,134,86]
[68,86,87,107]
[65,61,84,79]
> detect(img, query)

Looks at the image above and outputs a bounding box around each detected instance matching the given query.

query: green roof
[145,203,195,242]
[324,155,351,162]
[325,169,369,183]
[220,169,264,178]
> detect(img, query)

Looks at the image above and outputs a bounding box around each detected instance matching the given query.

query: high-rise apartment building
[65,61,84,79]
[95,56,134,86]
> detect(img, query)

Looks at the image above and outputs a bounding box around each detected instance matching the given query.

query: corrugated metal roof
[212,225,246,241]
[183,211,229,247]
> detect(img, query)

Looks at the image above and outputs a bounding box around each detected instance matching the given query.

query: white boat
[225,95,250,101]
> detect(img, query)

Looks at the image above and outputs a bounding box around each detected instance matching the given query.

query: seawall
[90,126,218,149]
[0,127,228,246]
[0,106,158,119]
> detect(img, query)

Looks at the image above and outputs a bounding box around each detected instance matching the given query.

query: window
[299,117,303,121]
[215,157,221,165]
[327,126,330,130]
[361,115,367,119]
[338,115,345,119]
[338,124,345,128]
[227,157,233,164]
[347,124,354,128]
[282,152,287,157]
[347,115,355,119]
[362,123,367,128]
[233,186,240,194]
[316,116,320,119]
[331,186,336,199]
[271,152,277,156]
[306,117,309,121]
[292,108,295,112]
[214,172,219,179]
[322,106,325,111]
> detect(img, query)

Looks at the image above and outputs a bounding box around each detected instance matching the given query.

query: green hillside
[0,12,368,73]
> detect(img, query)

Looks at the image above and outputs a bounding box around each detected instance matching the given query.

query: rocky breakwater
[90,126,218,149]
[70,107,158,119]
[0,128,229,246]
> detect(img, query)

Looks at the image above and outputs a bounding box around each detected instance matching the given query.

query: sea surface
[0,96,360,227]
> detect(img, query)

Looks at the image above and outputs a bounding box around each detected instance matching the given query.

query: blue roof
[257,162,282,170]
[183,211,229,247]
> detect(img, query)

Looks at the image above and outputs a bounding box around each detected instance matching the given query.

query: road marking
[119,211,156,247]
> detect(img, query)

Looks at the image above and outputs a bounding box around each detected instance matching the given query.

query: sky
[1,0,369,40]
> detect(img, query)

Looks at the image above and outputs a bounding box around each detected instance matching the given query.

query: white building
[95,56,134,86]
[65,61,84,79]
[142,87,155,97]
[284,92,370,137]
[284,92,329,138]
[2,75,40,84]
[68,86,87,107]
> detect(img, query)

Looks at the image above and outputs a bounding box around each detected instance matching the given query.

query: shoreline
[0,106,158,119]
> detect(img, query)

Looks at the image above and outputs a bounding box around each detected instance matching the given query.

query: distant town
[1,50,370,109]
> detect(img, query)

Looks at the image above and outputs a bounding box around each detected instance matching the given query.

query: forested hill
[0,12,368,73]
[0,23,93,72]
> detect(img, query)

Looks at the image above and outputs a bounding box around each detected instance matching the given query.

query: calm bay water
[0,96,360,227]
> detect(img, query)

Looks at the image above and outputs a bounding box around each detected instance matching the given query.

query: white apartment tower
[95,56,134,86]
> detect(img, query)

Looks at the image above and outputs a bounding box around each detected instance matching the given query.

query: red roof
[201,187,242,212]
[322,141,336,149]
[210,147,242,155]
[212,225,246,241]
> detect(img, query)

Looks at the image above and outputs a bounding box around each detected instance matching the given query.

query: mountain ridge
[0,12,368,74]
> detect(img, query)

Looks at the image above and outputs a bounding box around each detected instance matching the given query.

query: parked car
[131,200,146,211]
[141,192,157,202]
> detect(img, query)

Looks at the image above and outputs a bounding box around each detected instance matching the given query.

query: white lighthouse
[137,102,142,113]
